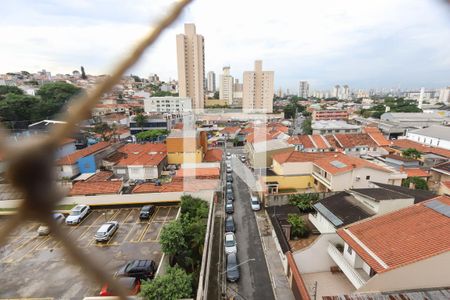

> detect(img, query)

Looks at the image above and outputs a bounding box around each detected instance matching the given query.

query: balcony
[327,243,368,289]
[312,171,331,189]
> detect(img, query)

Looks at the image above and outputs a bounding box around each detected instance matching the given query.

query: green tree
[0,85,24,99]
[36,82,81,118]
[287,214,309,238]
[180,195,209,221]
[402,148,422,159]
[288,193,318,212]
[402,177,429,190]
[159,220,188,257]
[93,122,112,141]
[0,94,40,125]
[140,266,192,300]
[152,91,173,97]
[134,113,147,132]
[135,129,169,141]
[301,118,312,135]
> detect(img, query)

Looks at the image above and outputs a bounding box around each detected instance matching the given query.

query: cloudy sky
[1,0,450,91]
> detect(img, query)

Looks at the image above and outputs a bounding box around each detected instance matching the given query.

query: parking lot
[0,205,179,299]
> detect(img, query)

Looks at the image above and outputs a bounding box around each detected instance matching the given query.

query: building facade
[176,23,205,110]
[298,81,309,99]
[312,110,349,121]
[219,66,234,105]
[207,71,216,92]
[243,60,274,113]
[144,96,192,113]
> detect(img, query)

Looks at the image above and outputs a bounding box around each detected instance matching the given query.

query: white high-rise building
[298,81,309,99]
[439,87,450,104]
[243,60,274,113]
[219,66,234,105]
[233,79,243,107]
[341,85,350,100]
[207,71,216,92]
[176,23,205,109]
[332,85,340,98]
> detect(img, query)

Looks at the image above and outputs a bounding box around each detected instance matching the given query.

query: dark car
[225,200,234,214]
[226,174,233,182]
[226,193,234,202]
[100,277,140,296]
[226,253,240,282]
[139,205,155,220]
[225,216,235,232]
[115,260,157,280]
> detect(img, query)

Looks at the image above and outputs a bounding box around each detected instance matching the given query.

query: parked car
[95,221,119,242]
[226,182,232,189]
[37,213,65,236]
[139,205,155,220]
[250,196,261,211]
[225,200,234,214]
[224,232,237,254]
[225,215,235,233]
[226,174,233,182]
[226,166,232,173]
[240,156,246,163]
[226,193,234,202]
[226,152,231,158]
[226,253,240,282]
[99,277,140,296]
[115,260,157,280]
[65,205,90,225]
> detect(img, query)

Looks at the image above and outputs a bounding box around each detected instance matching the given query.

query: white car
[226,166,232,173]
[37,213,65,236]
[224,232,237,254]
[65,205,90,225]
[250,196,261,211]
[95,221,119,242]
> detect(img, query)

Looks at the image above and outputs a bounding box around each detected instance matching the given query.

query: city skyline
[0,0,449,90]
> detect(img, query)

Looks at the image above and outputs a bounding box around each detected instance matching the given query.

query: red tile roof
[175,168,220,179]
[287,135,315,148]
[314,153,391,175]
[273,151,335,164]
[391,139,450,159]
[86,171,114,181]
[442,181,450,189]
[405,168,430,178]
[366,129,390,146]
[246,131,277,144]
[132,178,218,193]
[203,149,223,162]
[220,126,241,134]
[108,143,167,167]
[69,180,123,196]
[56,142,111,165]
[333,133,378,148]
[310,135,329,149]
[337,196,450,273]
[325,135,340,149]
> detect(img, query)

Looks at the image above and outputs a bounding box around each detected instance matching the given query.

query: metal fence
[0,1,193,299]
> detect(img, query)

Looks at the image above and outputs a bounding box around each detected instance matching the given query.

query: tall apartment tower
[233,79,243,107]
[207,71,216,92]
[220,66,234,105]
[176,23,205,109]
[342,85,350,100]
[332,85,340,98]
[243,60,274,113]
[298,81,309,99]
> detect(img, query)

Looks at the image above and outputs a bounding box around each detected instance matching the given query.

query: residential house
[429,161,450,194]
[166,130,208,164]
[309,183,436,234]
[389,139,450,167]
[330,196,450,292]
[203,149,223,163]
[103,143,167,181]
[312,120,361,135]
[56,138,77,159]
[129,114,172,134]
[329,134,388,157]
[219,126,241,139]
[69,180,123,196]
[246,139,294,169]
[56,142,115,179]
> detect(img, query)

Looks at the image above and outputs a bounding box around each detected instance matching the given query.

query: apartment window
[366,175,370,180]
[347,246,353,255]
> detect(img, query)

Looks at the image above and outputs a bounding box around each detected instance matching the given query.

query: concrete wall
[128,165,159,180]
[168,150,203,164]
[407,132,450,150]
[293,233,341,273]
[261,175,313,190]
[359,251,450,293]
[273,161,314,176]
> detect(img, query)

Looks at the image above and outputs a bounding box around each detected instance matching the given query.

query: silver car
[95,221,119,242]
[37,213,65,236]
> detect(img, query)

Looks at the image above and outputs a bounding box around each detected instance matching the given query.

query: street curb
[254,210,279,300]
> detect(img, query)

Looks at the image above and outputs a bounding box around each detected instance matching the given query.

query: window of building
[366,175,370,180]
[347,246,353,255]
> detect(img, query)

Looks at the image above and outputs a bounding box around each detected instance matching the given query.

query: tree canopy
[402,148,422,159]
[402,177,428,190]
[140,266,192,300]
[135,129,169,141]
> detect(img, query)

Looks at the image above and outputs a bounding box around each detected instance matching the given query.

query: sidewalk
[255,210,295,300]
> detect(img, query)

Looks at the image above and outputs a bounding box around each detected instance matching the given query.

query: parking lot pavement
[0,205,179,299]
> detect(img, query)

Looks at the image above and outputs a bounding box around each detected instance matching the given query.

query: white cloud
[0,0,449,90]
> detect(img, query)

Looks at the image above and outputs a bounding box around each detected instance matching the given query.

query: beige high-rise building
[219,66,234,105]
[176,23,205,109]
[243,60,274,113]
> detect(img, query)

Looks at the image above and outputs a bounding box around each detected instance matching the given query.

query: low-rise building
[429,161,450,194]
[246,139,294,169]
[166,130,208,164]
[129,114,171,134]
[312,110,349,121]
[380,112,449,128]
[144,96,192,113]
[312,120,361,135]
[405,125,450,150]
